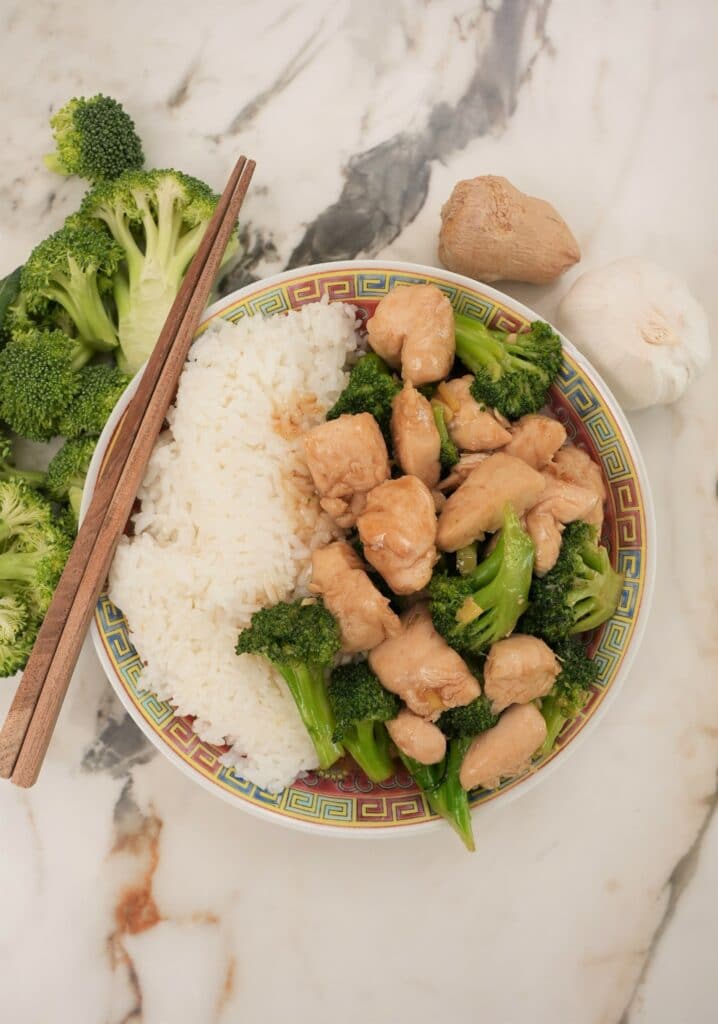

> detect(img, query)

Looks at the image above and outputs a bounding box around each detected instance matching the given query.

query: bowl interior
[89,262,652,835]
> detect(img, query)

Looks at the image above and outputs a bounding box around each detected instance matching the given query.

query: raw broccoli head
[236,600,343,771]
[521,520,624,643]
[81,169,239,375]
[429,504,535,656]
[44,95,144,183]
[21,223,122,351]
[437,695,497,739]
[0,481,72,627]
[431,399,459,472]
[454,315,562,419]
[46,437,97,526]
[58,364,129,438]
[539,636,600,754]
[0,329,90,440]
[328,661,400,741]
[0,592,35,676]
[326,353,401,440]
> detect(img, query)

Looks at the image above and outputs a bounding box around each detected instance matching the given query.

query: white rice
[108,300,359,792]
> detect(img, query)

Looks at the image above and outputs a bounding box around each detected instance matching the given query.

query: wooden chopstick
[0,156,255,787]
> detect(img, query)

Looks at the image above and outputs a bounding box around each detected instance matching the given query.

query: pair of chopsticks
[0,155,256,788]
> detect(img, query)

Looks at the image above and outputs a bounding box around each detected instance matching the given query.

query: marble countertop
[1,1,717,1021]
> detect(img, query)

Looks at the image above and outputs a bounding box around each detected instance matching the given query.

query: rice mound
[109,300,358,792]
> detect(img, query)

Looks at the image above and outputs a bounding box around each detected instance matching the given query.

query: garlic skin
[556,258,710,411]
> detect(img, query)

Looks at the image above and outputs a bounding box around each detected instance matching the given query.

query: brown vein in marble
[104,782,237,1021]
[619,772,718,1023]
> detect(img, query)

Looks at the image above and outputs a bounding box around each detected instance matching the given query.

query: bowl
[83,260,655,838]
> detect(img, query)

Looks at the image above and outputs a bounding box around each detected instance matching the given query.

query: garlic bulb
[556,258,710,410]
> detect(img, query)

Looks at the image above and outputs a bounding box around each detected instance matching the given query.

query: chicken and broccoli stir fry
[236,283,624,849]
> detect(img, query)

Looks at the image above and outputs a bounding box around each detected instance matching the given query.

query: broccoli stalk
[401,696,498,852]
[326,353,401,440]
[521,520,624,642]
[44,95,144,183]
[236,600,344,770]
[539,637,600,754]
[454,315,562,419]
[46,437,97,526]
[81,169,238,375]
[430,399,459,472]
[400,739,475,851]
[0,430,45,489]
[328,661,400,782]
[429,504,535,656]
[21,224,122,351]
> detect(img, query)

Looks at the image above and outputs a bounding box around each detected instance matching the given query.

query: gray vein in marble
[222,28,326,136]
[218,221,279,292]
[621,772,718,1023]
[287,0,549,267]
[167,58,202,109]
[81,692,155,778]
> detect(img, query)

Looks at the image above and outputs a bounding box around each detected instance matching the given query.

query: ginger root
[438,175,580,285]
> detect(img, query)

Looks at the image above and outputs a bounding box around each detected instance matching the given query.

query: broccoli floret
[58,365,129,438]
[429,504,535,657]
[326,353,401,440]
[327,661,400,782]
[21,224,122,351]
[521,521,624,643]
[46,437,97,526]
[236,600,343,770]
[0,428,45,489]
[454,315,562,419]
[0,329,93,440]
[539,637,600,754]
[44,95,144,184]
[438,695,498,738]
[431,399,459,472]
[81,169,238,375]
[0,266,23,347]
[0,482,71,670]
[0,594,35,676]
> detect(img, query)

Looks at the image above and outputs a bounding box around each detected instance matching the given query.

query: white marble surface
[1,1,717,1021]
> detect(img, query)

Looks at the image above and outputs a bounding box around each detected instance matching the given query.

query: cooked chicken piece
[436,377,511,451]
[303,413,390,528]
[525,469,601,575]
[437,452,489,492]
[391,383,441,488]
[437,452,545,551]
[357,475,438,594]
[483,635,560,714]
[367,284,455,385]
[459,703,547,791]
[549,445,607,529]
[310,542,401,653]
[525,508,564,576]
[386,709,447,765]
[502,414,567,469]
[369,604,480,719]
